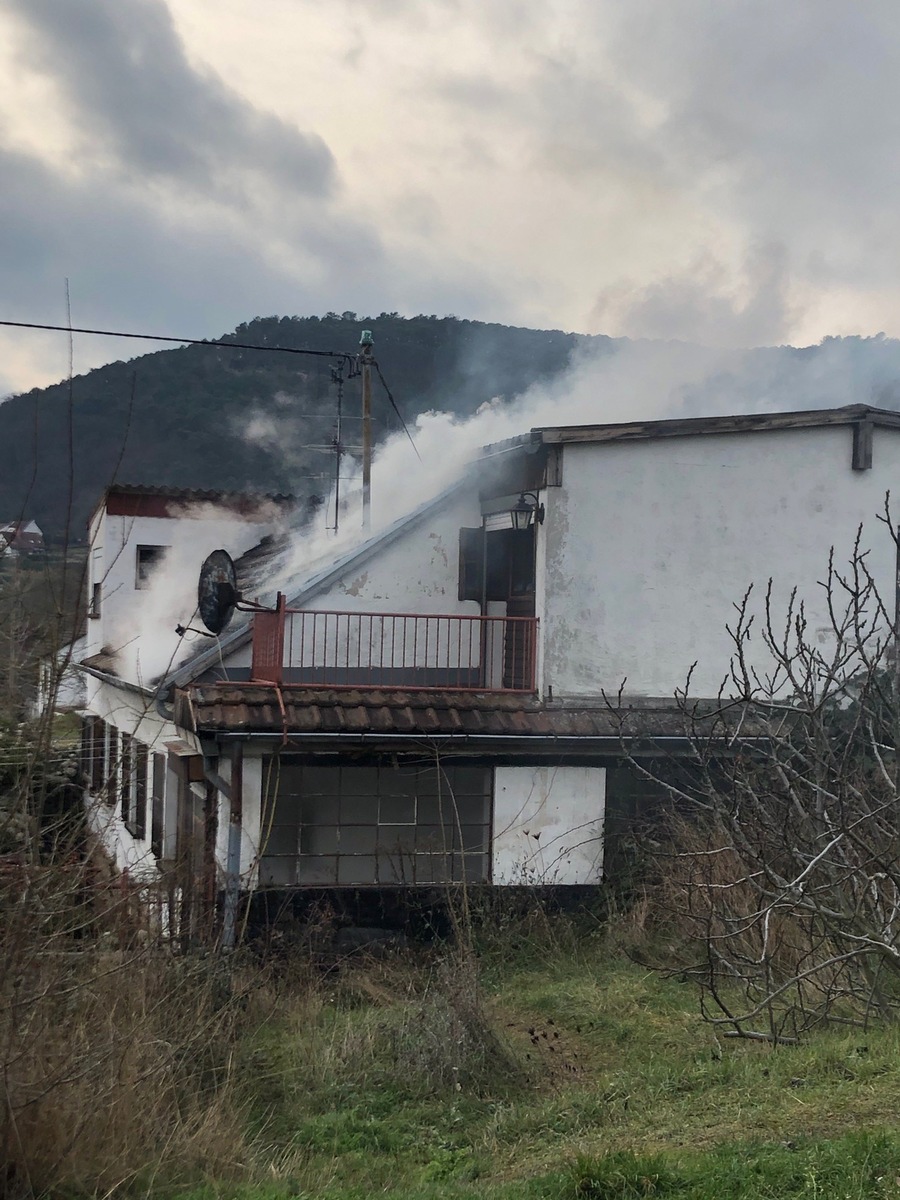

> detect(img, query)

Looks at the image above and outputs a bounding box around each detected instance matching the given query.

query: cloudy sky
[1,0,899,395]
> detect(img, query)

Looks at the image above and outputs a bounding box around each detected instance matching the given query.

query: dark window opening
[151,753,166,859]
[458,526,535,608]
[136,544,168,589]
[259,760,491,887]
[133,743,148,840]
[90,582,102,618]
[120,736,149,839]
[83,716,107,793]
[120,732,133,823]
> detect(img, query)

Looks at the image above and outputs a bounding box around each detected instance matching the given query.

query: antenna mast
[360,329,374,531]
[331,364,345,534]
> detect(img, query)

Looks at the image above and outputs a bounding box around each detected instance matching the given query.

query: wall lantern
[510,491,545,531]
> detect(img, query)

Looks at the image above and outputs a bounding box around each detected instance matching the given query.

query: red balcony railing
[250,605,537,692]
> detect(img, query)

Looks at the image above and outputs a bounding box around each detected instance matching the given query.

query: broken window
[259,760,491,886]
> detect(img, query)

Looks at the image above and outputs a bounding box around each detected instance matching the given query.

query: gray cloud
[6,0,900,386]
[7,0,335,198]
[600,3,900,285]
[591,242,799,348]
[0,136,507,395]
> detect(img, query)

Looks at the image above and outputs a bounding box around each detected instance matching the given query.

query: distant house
[67,405,900,939]
[1,519,44,557]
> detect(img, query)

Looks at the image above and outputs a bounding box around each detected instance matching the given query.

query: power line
[373,358,422,462]
[0,319,357,368]
[1,315,422,464]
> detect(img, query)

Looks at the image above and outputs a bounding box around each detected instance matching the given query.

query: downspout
[155,683,175,722]
[221,741,243,950]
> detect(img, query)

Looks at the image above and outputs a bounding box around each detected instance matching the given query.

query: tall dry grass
[1,843,254,1199]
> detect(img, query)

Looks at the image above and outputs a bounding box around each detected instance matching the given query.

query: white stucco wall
[541,425,900,699]
[241,754,264,885]
[83,679,179,879]
[87,508,278,684]
[221,491,484,673]
[492,765,605,884]
[304,494,481,616]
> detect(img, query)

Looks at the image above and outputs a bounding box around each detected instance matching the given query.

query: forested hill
[6,312,900,540]
[0,314,617,540]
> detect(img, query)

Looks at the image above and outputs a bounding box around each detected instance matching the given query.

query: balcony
[250,606,537,693]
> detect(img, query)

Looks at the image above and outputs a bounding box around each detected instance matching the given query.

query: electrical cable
[0,319,357,369]
[372,359,422,461]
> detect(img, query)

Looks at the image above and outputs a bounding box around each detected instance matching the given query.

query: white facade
[86,497,285,684]
[537,424,899,700]
[75,410,898,904]
[80,489,287,884]
[493,766,605,885]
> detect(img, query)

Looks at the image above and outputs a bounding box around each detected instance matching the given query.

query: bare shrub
[613,516,900,1040]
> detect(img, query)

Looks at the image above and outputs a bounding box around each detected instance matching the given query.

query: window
[135,545,168,589]
[82,716,107,793]
[90,582,102,618]
[105,726,119,800]
[150,753,166,859]
[259,760,491,886]
[120,735,149,839]
[119,732,133,822]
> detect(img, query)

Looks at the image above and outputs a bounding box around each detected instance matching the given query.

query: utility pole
[359,329,374,531]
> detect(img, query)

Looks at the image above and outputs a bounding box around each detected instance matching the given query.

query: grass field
[161,915,900,1200]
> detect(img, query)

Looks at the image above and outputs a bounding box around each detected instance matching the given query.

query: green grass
[163,928,900,1199]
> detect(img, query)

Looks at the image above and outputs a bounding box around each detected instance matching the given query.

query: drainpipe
[221,741,243,950]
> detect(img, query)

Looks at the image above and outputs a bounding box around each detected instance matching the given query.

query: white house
[1,518,44,556]
[73,405,900,936]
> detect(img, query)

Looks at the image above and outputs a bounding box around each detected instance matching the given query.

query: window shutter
[151,753,165,859]
[91,719,106,794]
[80,716,93,784]
[135,743,148,839]
[120,733,133,821]
[106,727,119,800]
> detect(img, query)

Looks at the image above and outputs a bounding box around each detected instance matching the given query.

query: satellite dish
[198,550,238,634]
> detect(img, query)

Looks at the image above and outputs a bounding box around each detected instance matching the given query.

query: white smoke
[269,337,770,589]
[105,500,288,685]
[122,330,900,682]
